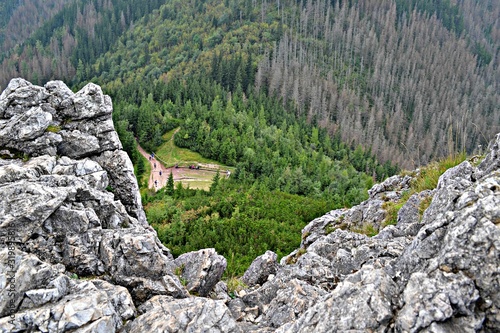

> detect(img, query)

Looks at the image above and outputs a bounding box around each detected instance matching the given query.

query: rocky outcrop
[123,296,241,333]
[1,78,499,333]
[297,173,413,250]
[227,134,500,332]
[0,79,226,332]
[0,249,136,332]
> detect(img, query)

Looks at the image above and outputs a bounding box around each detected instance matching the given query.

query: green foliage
[173,264,188,286]
[225,276,248,298]
[285,247,307,265]
[149,182,330,276]
[113,66,389,277]
[474,42,493,67]
[418,196,433,220]
[324,225,336,235]
[382,200,404,227]
[108,74,384,204]
[210,170,221,194]
[411,152,467,193]
[351,223,377,237]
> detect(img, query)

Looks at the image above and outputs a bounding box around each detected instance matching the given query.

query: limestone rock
[68,82,113,120]
[299,174,413,249]
[0,106,52,143]
[295,209,347,249]
[0,181,68,241]
[277,267,398,332]
[396,271,482,332]
[376,189,434,239]
[0,79,188,321]
[368,174,412,199]
[92,150,146,224]
[209,281,232,301]
[57,130,101,158]
[0,249,136,333]
[124,296,241,333]
[242,250,278,287]
[262,278,327,328]
[172,248,227,297]
[475,133,500,179]
[0,78,50,119]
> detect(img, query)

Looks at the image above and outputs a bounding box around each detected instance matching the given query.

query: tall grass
[411,152,467,193]
[381,152,467,227]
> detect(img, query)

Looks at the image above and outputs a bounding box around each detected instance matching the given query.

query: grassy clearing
[152,128,234,190]
[157,128,232,168]
[180,179,212,191]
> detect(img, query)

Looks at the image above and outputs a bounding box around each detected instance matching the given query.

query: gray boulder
[172,248,227,297]
[0,79,238,332]
[299,174,413,249]
[124,296,241,333]
[0,249,136,333]
[242,250,278,287]
[92,149,146,224]
[277,267,398,332]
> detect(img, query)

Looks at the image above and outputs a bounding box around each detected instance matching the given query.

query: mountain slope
[0,0,498,169]
[255,0,499,169]
[0,0,73,53]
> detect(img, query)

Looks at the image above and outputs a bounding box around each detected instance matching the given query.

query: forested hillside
[0,0,167,85]
[257,0,500,168]
[2,0,497,169]
[0,0,73,53]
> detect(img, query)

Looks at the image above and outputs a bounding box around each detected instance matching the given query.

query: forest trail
[137,144,170,190]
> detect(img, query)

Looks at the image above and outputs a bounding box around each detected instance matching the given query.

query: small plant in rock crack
[174,264,188,286]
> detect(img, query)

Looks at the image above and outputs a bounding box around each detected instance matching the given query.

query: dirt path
[137,144,170,190]
[137,143,222,191]
[137,128,230,191]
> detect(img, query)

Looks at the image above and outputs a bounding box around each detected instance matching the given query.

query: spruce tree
[210,170,220,194]
[166,171,174,195]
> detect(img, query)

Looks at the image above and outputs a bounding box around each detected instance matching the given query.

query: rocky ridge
[0,79,499,332]
[0,79,229,332]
